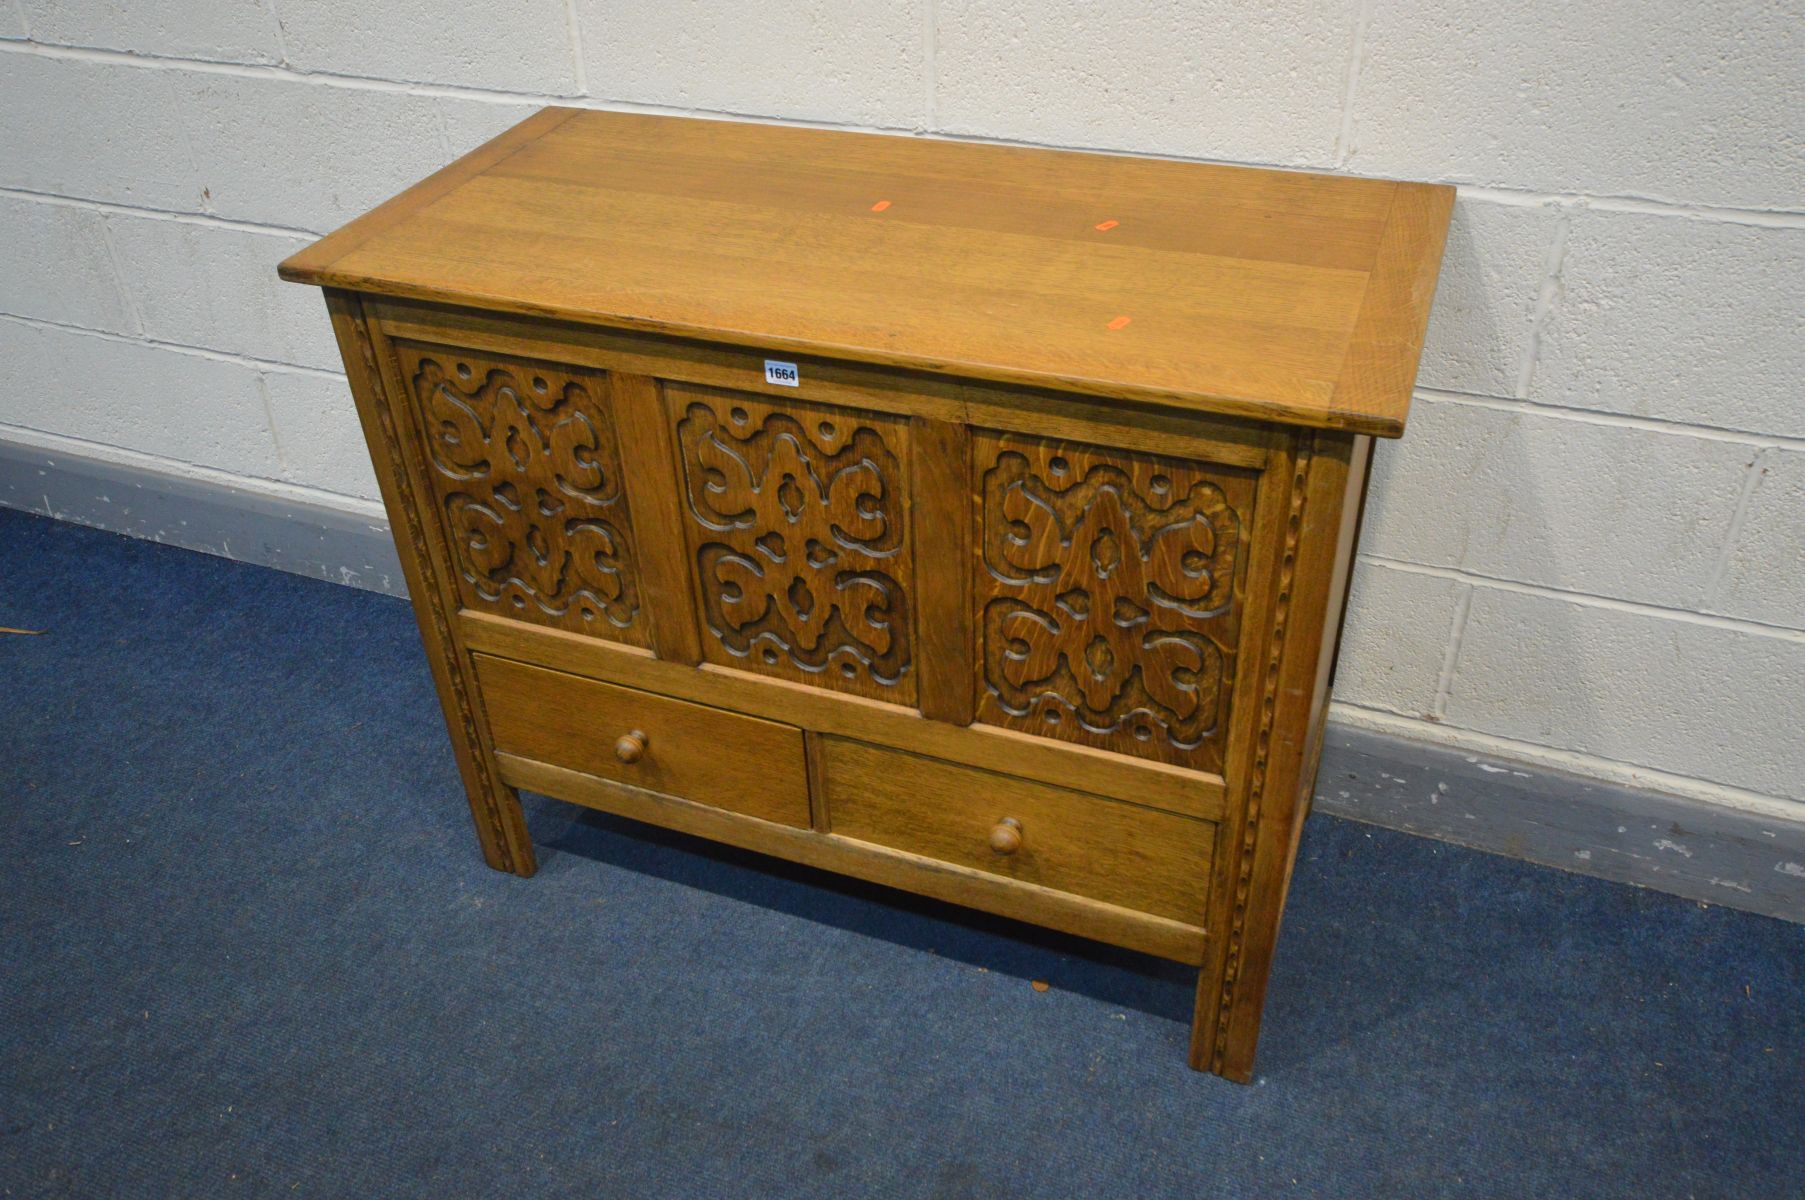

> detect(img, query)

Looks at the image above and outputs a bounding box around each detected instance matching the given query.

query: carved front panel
[669,383,914,703]
[974,432,1256,771]
[393,341,648,647]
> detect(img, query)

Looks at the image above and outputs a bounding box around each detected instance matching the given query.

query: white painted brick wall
[0,318,281,475]
[0,3,1799,816]
[1361,398,1757,609]
[0,54,198,210]
[1705,449,1805,631]
[1446,588,1805,802]
[935,0,1352,168]
[441,97,546,153]
[581,0,926,128]
[105,216,339,370]
[171,71,480,230]
[258,370,380,500]
[1413,201,1558,399]
[1346,0,1805,208]
[18,0,285,64]
[0,196,138,333]
[1334,563,1465,720]
[1531,211,1805,438]
[277,0,579,94]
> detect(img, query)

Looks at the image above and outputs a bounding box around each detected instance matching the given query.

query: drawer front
[390,338,651,649]
[973,430,1259,774]
[821,738,1213,924]
[474,653,811,828]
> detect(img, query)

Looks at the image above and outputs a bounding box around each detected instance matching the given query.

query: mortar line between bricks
[1332,0,1376,167]
[0,186,321,238]
[1512,208,1571,398]
[160,65,210,213]
[562,0,589,96]
[1358,555,1805,644]
[1429,581,1474,719]
[1414,389,1805,452]
[0,37,587,103]
[1327,700,1805,822]
[93,213,148,337]
[1699,448,1772,611]
[3,39,1803,226]
[0,312,347,381]
[262,0,293,68]
[1456,184,1805,229]
[0,38,910,130]
[429,103,455,162]
[0,420,388,521]
[920,0,938,133]
[253,372,293,477]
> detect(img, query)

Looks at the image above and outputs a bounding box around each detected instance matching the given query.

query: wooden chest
[280,108,1452,1080]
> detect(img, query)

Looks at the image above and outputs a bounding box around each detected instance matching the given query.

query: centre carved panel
[670,384,914,703]
[974,432,1255,771]
[394,341,647,647]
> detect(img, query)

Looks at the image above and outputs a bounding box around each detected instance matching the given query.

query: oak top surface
[281,108,1453,436]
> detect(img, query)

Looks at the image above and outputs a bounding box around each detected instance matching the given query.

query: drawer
[820,738,1213,924]
[473,654,811,828]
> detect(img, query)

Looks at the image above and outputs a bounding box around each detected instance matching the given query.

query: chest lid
[280,107,1452,438]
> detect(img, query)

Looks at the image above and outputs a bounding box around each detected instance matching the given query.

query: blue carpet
[0,505,1799,1199]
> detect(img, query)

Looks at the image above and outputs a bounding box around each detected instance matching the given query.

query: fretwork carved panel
[670,383,914,702]
[393,340,648,647]
[974,432,1257,770]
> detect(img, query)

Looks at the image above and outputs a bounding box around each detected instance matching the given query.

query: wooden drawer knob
[613,730,648,764]
[989,817,1023,855]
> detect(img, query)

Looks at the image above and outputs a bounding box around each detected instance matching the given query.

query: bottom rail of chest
[497,751,1211,965]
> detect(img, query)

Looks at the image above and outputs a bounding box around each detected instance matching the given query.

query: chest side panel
[390,338,649,648]
[973,430,1258,773]
[667,381,917,705]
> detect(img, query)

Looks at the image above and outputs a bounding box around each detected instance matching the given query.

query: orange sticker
[870,199,892,212]
[1107,315,1132,331]
[1094,219,1119,231]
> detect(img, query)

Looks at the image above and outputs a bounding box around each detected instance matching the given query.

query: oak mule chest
[281,108,1452,1081]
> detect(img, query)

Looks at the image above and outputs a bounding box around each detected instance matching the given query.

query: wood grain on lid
[281,108,1453,437]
